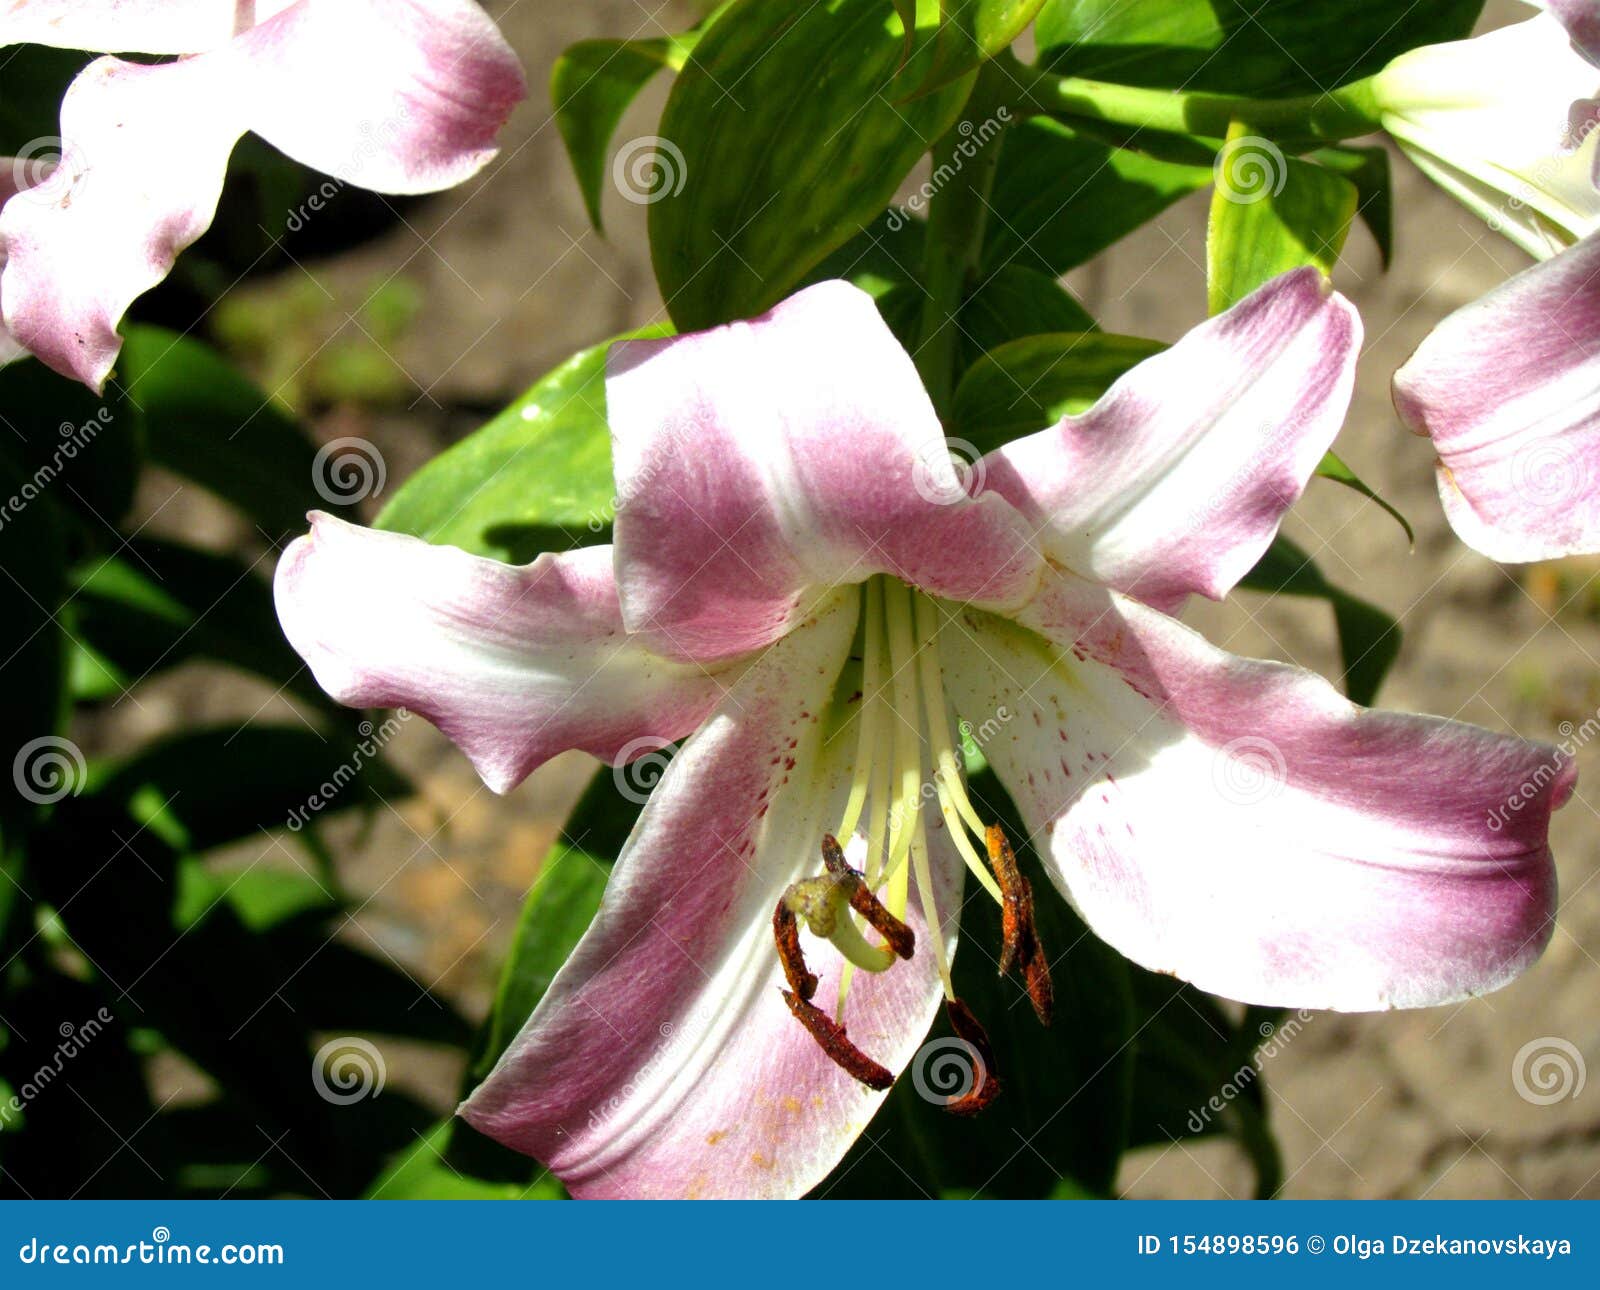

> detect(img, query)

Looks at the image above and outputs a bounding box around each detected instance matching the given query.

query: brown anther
[820,834,914,960]
[941,996,1001,1116]
[772,901,818,1001]
[780,990,894,1091]
[985,824,1054,1027]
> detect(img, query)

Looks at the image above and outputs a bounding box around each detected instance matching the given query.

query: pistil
[771,578,1054,1105]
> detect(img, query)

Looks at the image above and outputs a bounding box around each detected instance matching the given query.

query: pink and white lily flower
[1390,2,1600,561]
[0,0,526,390]
[274,272,1572,1199]
[1394,230,1600,561]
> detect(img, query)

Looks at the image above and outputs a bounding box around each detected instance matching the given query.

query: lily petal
[1375,16,1600,258]
[605,280,1041,661]
[0,0,525,388]
[1394,232,1600,562]
[942,570,1571,1010]
[0,1,296,54]
[0,159,26,368]
[983,268,1360,611]
[1543,0,1600,67]
[462,589,960,1199]
[274,514,733,794]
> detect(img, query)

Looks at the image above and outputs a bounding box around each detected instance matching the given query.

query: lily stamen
[985,825,1054,1027]
[941,998,1001,1116]
[780,990,894,1092]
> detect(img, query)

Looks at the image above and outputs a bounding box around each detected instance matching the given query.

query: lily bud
[1373,15,1600,258]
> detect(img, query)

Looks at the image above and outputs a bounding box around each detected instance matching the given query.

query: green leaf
[66,539,332,705]
[1312,144,1394,268]
[0,449,69,839]
[983,118,1212,277]
[957,265,1095,373]
[1240,534,1402,706]
[173,863,338,933]
[63,725,410,857]
[0,359,141,528]
[1035,0,1486,96]
[553,35,698,231]
[1123,969,1283,1198]
[114,327,336,538]
[367,1122,559,1199]
[950,331,1165,452]
[921,0,1050,92]
[468,769,642,1080]
[1205,129,1357,314]
[1315,450,1414,546]
[376,326,669,562]
[651,0,973,330]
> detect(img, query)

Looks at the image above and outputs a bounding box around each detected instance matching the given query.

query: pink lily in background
[1394,233,1600,561]
[1390,2,1600,561]
[274,273,1572,1199]
[0,0,526,390]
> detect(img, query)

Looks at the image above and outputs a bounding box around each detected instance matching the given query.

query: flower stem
[998,51,1383,144]
[914,62,1011,417]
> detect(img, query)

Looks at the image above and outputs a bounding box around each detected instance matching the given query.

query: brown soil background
[114,0,1600,1197]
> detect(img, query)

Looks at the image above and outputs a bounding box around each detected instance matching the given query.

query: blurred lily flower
[1372,12,1600,259]
[0,0,526,390]
[275,275,1571,1198]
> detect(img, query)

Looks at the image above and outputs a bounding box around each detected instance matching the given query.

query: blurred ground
[113,0,1600,1196]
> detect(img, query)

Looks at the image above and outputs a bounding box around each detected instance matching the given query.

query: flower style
[0,0,526,390]
[1372,9,1600,259]
[274,273,1572,1199]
